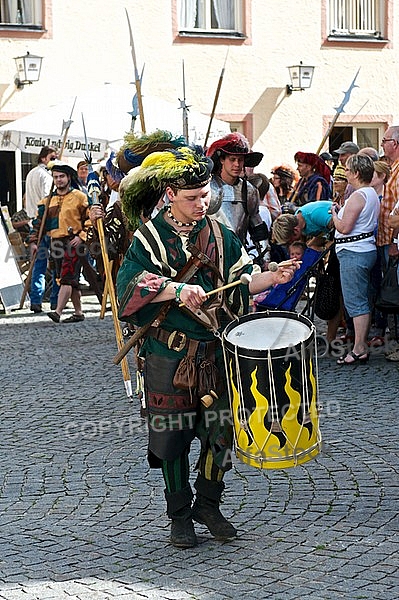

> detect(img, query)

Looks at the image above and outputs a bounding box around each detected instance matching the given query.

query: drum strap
[183,218,237,332]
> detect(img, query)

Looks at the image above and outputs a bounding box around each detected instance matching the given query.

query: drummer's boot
[165,486,198,549]
[192,474,237,541]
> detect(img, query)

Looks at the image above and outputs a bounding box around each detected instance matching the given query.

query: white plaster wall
[1,0,399,176]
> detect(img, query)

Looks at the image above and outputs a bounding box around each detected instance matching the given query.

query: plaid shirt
[377,159,399,246]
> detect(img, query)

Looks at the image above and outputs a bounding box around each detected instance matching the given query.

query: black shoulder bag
[375,256,399,313]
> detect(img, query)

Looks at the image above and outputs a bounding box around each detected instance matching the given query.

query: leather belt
[335,231,374,244]
[147,326,216,353]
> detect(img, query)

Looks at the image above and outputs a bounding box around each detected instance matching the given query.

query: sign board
[0,130,107,159]
[0,84,231,157]
[0,216,28,313]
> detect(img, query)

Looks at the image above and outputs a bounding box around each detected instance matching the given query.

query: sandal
[48,311,60,323]
[337,351,369,365]
[63,313,85,323]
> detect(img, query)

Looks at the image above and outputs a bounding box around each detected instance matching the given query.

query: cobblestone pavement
[1,295,399,600]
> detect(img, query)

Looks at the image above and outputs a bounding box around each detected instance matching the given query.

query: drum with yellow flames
[222,310,321,469]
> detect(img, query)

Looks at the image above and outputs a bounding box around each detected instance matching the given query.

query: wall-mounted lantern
[286,62,314,95]
[14,52,43,89]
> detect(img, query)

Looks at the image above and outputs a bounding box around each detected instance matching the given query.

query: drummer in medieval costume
[206,133,270,269]
[116,146,297,549]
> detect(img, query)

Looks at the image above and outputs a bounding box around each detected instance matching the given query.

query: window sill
[326,34,388,43]
[178,30,246,40]
[0,24,44,31]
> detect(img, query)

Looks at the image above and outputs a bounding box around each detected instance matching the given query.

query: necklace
[167,206,197,228]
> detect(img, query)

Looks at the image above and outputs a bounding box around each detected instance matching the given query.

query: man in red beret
[291,151,332,206]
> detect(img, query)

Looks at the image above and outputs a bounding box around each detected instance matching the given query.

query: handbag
[313,271,341,320]
[313,246,341,320]
[375,257,399,313]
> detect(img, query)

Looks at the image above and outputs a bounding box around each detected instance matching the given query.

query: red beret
[294,151,331,184]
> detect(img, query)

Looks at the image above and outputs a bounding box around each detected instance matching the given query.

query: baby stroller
[254,246,335,319]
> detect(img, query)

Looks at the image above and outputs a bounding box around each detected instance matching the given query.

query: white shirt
[25,163,53,219]
[335,186,380,253]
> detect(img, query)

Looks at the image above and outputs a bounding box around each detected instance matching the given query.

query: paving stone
[1,297,399,599]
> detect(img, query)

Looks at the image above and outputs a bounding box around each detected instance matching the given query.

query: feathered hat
[120,147,213,229]
[117,129,187,174]
[206,132,263,170]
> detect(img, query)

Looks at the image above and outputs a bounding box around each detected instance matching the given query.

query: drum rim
[224,309,315,334]
[222,310,315,356]
[235,439,322,469]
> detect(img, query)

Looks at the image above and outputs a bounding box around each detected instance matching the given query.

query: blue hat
[106,152,125,183]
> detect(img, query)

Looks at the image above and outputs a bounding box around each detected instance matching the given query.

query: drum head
[225,315,311,350]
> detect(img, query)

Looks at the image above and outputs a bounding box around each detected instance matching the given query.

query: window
[329,125,384,154]
[355,126,381,149]
[230,122,245,135]
[327,0,386,40]
[178,0,244,37]
[0,0,43,28]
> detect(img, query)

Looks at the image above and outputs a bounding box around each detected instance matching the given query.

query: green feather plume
[118,129,186,160]
[120,147,212,230]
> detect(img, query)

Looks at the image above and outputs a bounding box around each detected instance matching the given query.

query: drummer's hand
[89,205,105,227]
[179,283,207,310]
[272,262,299,285]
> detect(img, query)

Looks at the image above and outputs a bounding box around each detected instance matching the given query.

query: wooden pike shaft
[181,60,189,142]
[99,260,113,319]
[135,77,146,133]
[126,8,146,133]
[316,112,341,155]
[204,73,223,148]
[97,217,133,398]
[204,50,229,148]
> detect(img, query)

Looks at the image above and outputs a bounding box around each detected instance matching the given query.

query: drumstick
[206,273,252,297]
[268,260,302,272]
[178,273,252,307]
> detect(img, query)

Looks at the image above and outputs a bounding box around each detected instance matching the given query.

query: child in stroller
[254,241,323,312]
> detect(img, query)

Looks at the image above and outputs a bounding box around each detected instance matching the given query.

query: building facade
[0,0,397,213]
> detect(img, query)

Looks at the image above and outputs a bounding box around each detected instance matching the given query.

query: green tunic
[117,208,260,470]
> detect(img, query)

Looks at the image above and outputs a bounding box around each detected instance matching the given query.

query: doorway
[0,151,16,215]
[328,126,354,155]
